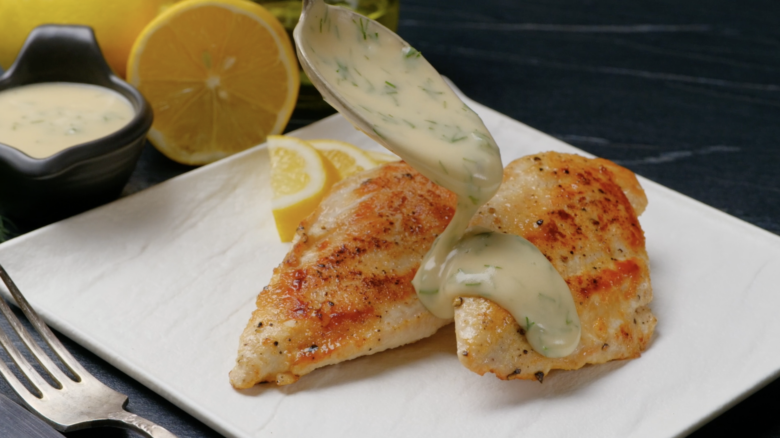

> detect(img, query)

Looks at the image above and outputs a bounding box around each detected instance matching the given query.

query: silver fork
[0,264,177,437]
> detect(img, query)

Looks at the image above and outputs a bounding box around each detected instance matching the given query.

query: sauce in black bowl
[0,25,153,229]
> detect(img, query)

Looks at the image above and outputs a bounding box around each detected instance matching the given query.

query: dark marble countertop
[2,0,779,436]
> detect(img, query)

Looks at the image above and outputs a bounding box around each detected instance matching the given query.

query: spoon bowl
[293,0,396,145]
[293,0,503,198]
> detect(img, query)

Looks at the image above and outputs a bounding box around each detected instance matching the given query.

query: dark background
[122,0,780,237]
[2,0,779,436]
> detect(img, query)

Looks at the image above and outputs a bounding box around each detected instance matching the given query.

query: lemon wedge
[366,150,401,164]
[268,135,338,242]
[127,0,299,165]
[308,139,378,179]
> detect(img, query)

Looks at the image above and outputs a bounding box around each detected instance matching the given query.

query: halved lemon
[268,136,338,242]
[366,150,401,164]
[127,0,299,165]
[308,139,378,179]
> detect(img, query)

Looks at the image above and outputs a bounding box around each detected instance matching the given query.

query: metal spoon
[293,0,399,145]
[292,0,503,195]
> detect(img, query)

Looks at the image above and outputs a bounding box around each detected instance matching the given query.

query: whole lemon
[0,0,178,78]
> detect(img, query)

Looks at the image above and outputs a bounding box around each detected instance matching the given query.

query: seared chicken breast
[230,152,655,388]
[457,152,655,381]
[230,162,454,388]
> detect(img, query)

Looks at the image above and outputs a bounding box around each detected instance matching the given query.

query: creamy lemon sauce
[0,82,134,158]
[298,0,580,357]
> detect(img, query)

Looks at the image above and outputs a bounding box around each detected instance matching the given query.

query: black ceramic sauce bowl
[0,25,153,228]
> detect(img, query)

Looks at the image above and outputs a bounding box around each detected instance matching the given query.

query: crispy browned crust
[456,152,656,381]
[230,162,454,388]
[230,153,655,388]
[594,157,648,215]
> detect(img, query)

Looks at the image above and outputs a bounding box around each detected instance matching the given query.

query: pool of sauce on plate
[0,82,134,158]
[298,1,581,357]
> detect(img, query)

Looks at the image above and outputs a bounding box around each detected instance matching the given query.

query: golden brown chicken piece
[230,152,655,388]
[230,162,454,388]
[456,152,655,381]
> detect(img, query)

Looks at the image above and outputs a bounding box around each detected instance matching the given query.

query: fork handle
[107,410,178,438]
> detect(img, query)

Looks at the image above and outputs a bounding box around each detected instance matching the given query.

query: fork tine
[0,264,85,386]
[0,330,46,410]
[0,294,60,392]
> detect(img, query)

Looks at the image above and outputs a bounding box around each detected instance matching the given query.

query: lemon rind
[308,139,378,171]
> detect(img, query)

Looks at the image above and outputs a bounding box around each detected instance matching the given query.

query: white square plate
[2,91,780,438]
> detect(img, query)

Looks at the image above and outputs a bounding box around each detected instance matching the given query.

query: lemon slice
[268,135,338,242]
[127,0,299,165]
[366,150,401,164]
[308,139,378,179]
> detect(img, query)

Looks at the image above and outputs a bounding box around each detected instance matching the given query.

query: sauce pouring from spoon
[293,0,581,357]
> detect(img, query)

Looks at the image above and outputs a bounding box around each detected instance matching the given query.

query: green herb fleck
[382,82,399,105]
[464,282,482,287]
[402,119,415,129]
[355,17,369,40]
[478,141,499,155]
[484,265,502,269]
[372,126,386,140]
[468,195,479,205]
[202,51,212,69]
[419,84,444,99]
[335,59,351,82]
[376,112,399,124]
[402,46,422,58]
[438,160,449,174]
[362,78,376,92]
[525,317,535,331]
[444,133,467,143]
